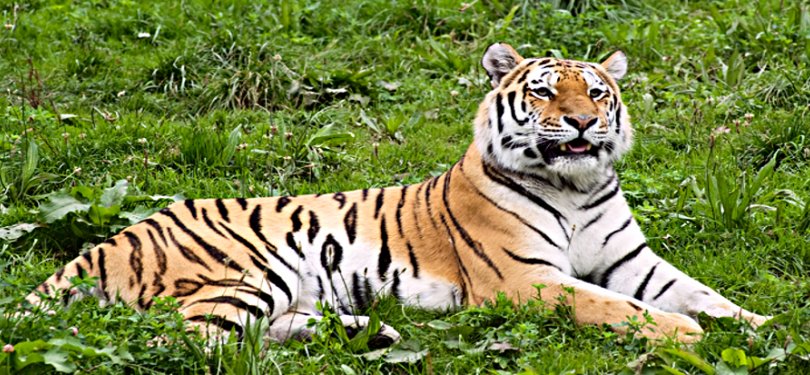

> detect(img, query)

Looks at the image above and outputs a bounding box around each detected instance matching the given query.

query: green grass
[1,0,809,373]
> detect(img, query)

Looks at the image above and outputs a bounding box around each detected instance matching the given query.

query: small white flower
[137,138,147,145]
[273,54,282,61]
[2,344,13,353]
[137,32,151,39]
[450,90,460,97]
[69,326,78,336]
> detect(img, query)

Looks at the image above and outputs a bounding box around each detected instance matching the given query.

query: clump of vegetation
[1,0,809,373]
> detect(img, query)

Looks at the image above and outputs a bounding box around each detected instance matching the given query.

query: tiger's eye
[534,87,553,97]
[589,88,604,98]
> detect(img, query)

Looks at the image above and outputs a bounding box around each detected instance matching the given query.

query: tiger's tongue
[566,143,589,153]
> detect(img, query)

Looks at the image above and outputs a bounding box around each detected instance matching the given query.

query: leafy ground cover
[1,0,809,373]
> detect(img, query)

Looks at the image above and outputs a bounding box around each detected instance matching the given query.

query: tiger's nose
[562,114,598,129]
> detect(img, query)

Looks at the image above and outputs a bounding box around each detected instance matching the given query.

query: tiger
[24,42,770,346]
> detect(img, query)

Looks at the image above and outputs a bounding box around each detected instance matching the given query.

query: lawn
[1,0,809,373]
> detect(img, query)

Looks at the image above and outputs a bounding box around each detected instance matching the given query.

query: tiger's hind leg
[268,312,402,349]
[178,285,281,344]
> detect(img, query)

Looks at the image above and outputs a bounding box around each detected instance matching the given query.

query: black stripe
[523,147,538,159]
[103,238,117,247]
[215,199,230,222]
[374,189,385,219]
[55,267,65,282]
[406,242,420,278]
[438,213,471,302]
[147,230,168,274]
[236,287,275,316]
[332,192,346,209]
[220,222,268,264]
[160,210,243,272]
[307,211,320,243]
[634,263,659,300]
[460,169,561,249]
[507,91,528,125]
[248,206,276,252]
[236,198,248,210]
[201,208,227,238]
[391,269,401,301]
[500,135,512,148]
[581,212,604,231]
[496,93,505,133]
[395,186,408,237]
[276,196,291,212]
[75,263,87,278]
[184,200,197,219]
[343,203,358,244]
[150,273,165,308]
[285,232,304,258]
[599,243,647,288]
[291,206,303,231]
[412,183,424,234]
[137,283,149,310]
[653,279,677,300]
[81,252,93,270]
[442,166,503,279]
[501,64,529,87]
[142,219,167,246]
[614,102,622,134]
[166,227,213,272]
[173,278,204,297]
[593,175,616,195]
[125,232,144,285]
[602,217,632,247]
[248,255,292,302]
[363,270,374,307]
[317,277,325,300]
[424,179,436,226]
[351,272,367,309]
[502,248,561,270]
[362,189,369,201]
[516,68,532,84]
[580,182,620,210]
[187,315,244,339]
[377,218,391,281]
[97,248,109,300]
[481,162,563,219]
[198,274,251,288]
[320,234,344,273]
[265,245,298,273]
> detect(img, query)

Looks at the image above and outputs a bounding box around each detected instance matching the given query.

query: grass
[1,0,809,373]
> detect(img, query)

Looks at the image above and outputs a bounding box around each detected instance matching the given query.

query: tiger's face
[476,43,632,186]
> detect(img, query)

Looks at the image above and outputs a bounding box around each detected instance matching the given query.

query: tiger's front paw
[644,312,704,344]
[740,312,771,328]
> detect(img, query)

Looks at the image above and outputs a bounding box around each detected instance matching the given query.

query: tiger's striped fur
[26,43,769,344]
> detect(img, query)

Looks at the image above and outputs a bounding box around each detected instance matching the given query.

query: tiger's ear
[600,51,627,80]
[482,43,524,88]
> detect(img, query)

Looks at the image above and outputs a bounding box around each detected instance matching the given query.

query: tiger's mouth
[549,138,600,159]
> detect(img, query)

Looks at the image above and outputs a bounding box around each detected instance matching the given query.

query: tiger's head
[475,43,632,188]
